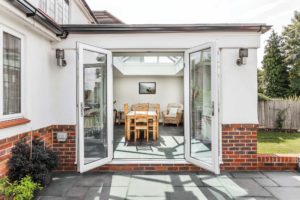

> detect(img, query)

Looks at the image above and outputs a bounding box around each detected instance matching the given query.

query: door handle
[211,101,214,116]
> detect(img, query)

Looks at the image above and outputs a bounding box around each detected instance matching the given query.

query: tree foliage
[282,11,300,96]
[262,30,290,98]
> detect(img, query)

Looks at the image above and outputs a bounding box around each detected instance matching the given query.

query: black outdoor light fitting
[56,49,67,67]
[236,48,248,66]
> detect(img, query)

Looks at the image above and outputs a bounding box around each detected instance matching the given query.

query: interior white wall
[0,10,59,140]
[113,75,184,118]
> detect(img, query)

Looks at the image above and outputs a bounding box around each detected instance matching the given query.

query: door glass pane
[189,48,212,165]
[83,49,107,165]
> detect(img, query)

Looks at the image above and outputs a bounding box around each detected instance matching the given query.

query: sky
[86,0,299,66]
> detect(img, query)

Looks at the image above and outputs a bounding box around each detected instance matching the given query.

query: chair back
[124,103,129,115]
[134,112,148,127]
[132,103,149,111]
[167,103,183,113]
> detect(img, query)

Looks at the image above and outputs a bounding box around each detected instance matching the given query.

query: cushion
[168,107,178,117]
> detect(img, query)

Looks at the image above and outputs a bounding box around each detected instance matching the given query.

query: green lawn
[257,131,300,154]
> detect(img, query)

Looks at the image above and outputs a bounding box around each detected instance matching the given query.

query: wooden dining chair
[124,103,129,140]
[134,112,149,142]
[148,109,159,141]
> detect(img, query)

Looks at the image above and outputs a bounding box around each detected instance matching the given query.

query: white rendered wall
[54,32,261,125]
[0,8,60,140]
[220,49,258,124]
[69,0,93,24]
[113,76,184,118]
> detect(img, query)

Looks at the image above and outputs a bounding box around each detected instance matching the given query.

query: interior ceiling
[112,52,184,76]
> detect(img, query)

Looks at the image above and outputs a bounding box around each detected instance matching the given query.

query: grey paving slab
[231,172,266,178]
[128,174,172,197]
[220,178,272,198]
[38,174,79,197]
[235,198,277,200]
[169,174,204,187]
[66,187,89,199]
[166,186,232,200]
[253,178,278,187]
[36,172,300,200]
[266,187,300,200]
[263,171,300,187]
[110,174,131,186]
[198,174,223,187]
[37,197,66,200]
[75,173,113,187]
[84,186,128,200]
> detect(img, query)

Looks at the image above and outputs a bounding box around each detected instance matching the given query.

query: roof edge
[61,23,272,34]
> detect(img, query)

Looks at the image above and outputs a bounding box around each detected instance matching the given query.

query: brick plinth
[52,125,76,172]
[221,124,259,171]
[93,164,205,172]
[258,154,298,170]
[0,123,298,176]
[0,126,53,177]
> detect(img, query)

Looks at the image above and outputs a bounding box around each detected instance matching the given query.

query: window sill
[0,118,31,129]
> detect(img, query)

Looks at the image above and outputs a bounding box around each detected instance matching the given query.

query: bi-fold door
[77,42,219,174]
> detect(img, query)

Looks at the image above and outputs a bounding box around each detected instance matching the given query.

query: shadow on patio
[36,171,300,200]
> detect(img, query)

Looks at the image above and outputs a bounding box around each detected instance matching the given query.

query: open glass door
[77,43,113,173]
[184,43,220,174]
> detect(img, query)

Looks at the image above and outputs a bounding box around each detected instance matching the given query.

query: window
[56,0,63,24]
[63,0,69,24]
[0,27,24,120]
[39,0,47,12]
[38,0,69,24]
[47,0,55,19]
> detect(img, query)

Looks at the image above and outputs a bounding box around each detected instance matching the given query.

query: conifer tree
[262,30,289,97]
[282,11,300,96]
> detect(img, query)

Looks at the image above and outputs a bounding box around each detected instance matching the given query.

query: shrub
[8,138,59,186]
[7,141,32,182]
[276,109,287,129]
[0,176,42,200]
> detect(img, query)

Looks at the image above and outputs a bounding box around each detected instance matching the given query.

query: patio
[37,171,300,200]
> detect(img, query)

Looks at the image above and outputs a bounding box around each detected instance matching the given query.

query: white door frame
[77,42,113,173]
[184,42,220,174]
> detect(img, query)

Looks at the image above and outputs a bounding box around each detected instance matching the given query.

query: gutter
[9,0,66,37]
[61,24,272,34]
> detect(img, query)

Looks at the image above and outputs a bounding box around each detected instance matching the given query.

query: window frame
[0,25,25,121]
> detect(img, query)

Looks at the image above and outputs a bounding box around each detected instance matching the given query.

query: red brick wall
[0,126,53,177]
[258,154,298,170]
[221,124,259,171]
[0,123,298,176]
[52,125,76,172]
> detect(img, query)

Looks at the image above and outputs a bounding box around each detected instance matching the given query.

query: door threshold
[110,159,188,164]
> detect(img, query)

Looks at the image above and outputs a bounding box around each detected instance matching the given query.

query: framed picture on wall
[139,82,156,94]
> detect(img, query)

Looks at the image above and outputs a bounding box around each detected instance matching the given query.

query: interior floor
[113,124,184,159]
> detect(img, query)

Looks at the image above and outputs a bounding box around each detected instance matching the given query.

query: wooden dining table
[125,111,159,141]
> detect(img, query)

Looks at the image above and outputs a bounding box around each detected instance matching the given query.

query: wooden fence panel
[258,100,300,129]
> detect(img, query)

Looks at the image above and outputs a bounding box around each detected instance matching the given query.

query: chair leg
[147,130,149,142]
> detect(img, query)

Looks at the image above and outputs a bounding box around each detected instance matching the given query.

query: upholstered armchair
[162,103,183,126]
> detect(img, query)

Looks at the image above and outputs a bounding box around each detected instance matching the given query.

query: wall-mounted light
[56,49,67,67]
[236,48,248,66]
